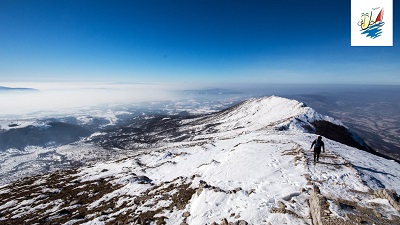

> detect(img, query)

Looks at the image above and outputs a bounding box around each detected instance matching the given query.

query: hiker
[310,136,325,163]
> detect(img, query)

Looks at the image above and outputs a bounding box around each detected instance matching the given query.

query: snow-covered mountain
[1,96,399,225]
[0,98,236,185]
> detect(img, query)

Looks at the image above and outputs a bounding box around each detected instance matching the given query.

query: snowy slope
[180,96,342,137]
[1,96,399,225]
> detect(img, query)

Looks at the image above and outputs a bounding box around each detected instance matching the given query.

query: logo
[351,0,393,46]
[358,7,384,39]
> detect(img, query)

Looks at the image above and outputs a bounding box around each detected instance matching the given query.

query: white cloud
[0,82,182,115]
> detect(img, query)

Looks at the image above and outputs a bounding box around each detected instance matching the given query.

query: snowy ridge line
[182,96,344,138]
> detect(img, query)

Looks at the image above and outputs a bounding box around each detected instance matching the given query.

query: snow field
[71,130,313,224]
[2,96,400,225]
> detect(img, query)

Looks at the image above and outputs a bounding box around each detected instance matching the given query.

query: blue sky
[0,0,399,84]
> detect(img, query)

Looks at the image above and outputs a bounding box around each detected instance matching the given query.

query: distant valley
[290,88,400,162]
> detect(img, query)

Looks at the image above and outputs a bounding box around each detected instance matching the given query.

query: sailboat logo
[357,7,384,39]
[351,0,392,46]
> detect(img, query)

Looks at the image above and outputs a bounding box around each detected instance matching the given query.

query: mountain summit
[182,96,341,137]
[1,96,399,225]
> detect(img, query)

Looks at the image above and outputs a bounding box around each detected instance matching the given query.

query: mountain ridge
[1,96,399,225]
[91,96,366,151]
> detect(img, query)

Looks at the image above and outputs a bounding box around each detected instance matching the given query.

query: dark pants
[314,148,321,162]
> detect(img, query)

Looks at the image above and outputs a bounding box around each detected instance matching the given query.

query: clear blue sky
[1,0,399,84]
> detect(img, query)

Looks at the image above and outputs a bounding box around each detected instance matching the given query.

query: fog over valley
[0,82,182,116]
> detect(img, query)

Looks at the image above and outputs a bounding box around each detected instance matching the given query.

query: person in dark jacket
[311,136,325,163]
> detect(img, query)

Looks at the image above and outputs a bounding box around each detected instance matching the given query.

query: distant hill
[181,88,242,95]
[0,121,92,151]
[0,86,38,92]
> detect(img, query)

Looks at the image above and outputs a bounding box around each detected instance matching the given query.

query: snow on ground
[0,143,136,186]
[1,96,399,224]
[69,120,400,224]
[66,126,400,224]
[70,130,312,224]
[82,109,132,127]
[0,146,52,174]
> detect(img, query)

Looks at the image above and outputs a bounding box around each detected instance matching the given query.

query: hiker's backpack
[315,139,321,148]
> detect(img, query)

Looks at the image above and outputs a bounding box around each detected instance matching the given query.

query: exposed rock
[221,218,229,225]
[233,220,248,225]
[277,201,286,209]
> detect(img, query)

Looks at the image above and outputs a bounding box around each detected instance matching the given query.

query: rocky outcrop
[309,185,330,225]
[374,189,400,211]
